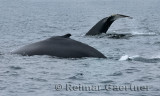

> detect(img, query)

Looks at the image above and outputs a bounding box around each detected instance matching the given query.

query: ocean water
[0,0,160,96]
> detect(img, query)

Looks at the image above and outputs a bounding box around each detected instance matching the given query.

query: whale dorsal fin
[62,33,71,38]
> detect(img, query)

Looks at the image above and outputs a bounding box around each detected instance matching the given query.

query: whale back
[12,34,106,58]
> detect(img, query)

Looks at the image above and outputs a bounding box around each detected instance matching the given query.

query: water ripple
[0,87,6,90]
[99,80,115,84]
[135,76,154,82]
[108,71,123,76]
[124,68,141,74]
[28,77,48,82]
[68,73,84,80]
[9,66,22,70]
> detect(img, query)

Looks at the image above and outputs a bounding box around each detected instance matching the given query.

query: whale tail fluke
[110,14,133,21]
[85,14,132,36]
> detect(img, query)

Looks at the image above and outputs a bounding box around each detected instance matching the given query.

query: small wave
[0,52,4,56]
[135,76,154,82]
[131,31,157,36]
[100,80,115,84]
[106,33,133,39]
[124,68,141,74]
[0,87,6,90]
[28,77,48,82]
[106,32,157,39]
[108,71,123,76]
[86,31,157,39]
[119,55,160,63]
[154,41,160,45]
[119,55,130,61]
[95,33,133,39]
[9,66,22,70]
[68,73,84,80]
[9,72,20,77]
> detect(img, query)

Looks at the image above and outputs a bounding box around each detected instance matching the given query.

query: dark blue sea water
[0,0,160,96]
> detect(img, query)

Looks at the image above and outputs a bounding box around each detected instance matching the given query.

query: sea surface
[0,0,160,96]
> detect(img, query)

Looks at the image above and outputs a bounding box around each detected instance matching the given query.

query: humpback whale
[12,34,106,58]
[12,14,132,58]
[86,14,133,36]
